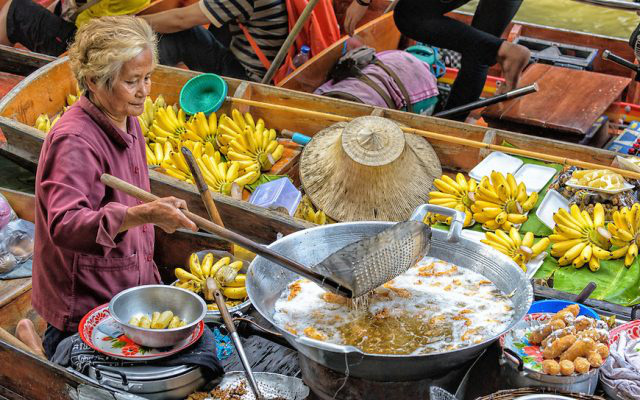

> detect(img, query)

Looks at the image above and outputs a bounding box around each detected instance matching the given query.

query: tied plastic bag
[0,195,34,276]
[548,166,638,221]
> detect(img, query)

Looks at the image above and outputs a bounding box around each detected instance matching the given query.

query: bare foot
[0,0,14,47]
[15,319,46,358]
[496,41,530,94]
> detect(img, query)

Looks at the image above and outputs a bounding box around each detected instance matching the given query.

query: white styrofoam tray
[535,189,570,229]
[513,164,558,195]
[469,152,523,181]
[565,180,634,194]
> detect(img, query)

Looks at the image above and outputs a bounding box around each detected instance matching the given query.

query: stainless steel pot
[246,205,534,381]
[500,348,600,395]
[85,364,207,400]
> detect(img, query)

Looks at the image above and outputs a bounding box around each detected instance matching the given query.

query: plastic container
[249,178,302,216]
[535,189,570,229]
[468,151,523,181]
[528,300,600,319]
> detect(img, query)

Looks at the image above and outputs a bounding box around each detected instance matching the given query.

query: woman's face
[89,48,154,122]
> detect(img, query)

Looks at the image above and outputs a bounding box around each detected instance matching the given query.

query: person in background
[15,16,197,359]
[141,0,288,81]
[0,0,253,77]
[344,0,531,121]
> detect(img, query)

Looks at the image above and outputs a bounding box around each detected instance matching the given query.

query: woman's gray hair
[68,16,158,93]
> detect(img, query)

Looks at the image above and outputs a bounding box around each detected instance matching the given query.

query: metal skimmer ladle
[101,174,432,298]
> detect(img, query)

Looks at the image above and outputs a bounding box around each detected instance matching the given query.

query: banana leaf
[535,255,640,307]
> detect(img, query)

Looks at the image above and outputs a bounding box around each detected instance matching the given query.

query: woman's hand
[120,197,198,234]
[344,0,369,36]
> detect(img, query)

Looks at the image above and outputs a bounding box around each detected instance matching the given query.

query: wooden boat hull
[0,187,232,399]
[280,10,640,103]
[0,62,636,398]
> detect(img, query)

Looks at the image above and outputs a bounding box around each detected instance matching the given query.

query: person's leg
[1,0,75,55]
[42,323,72,360]
[15,319,46,358]
[157,26,248,80]
[0,0,14,46]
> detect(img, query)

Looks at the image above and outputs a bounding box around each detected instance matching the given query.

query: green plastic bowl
[179,73,228,115]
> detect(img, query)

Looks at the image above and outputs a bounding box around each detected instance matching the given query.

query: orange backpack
[239,0,341,84]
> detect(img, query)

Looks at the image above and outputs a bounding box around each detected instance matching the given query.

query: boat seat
[0,278,45,336]
[0,72,24,99]
[481,64,631,144]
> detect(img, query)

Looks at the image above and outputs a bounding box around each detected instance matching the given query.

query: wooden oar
[222,96,640,180]
[261,0,321,84]
[180,146,225,227]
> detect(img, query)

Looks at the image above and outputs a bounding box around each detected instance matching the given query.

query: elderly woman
[17,15,198,359]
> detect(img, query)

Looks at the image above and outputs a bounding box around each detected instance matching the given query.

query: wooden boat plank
[0,341,103,400]
[279,12,401,93]
[0,45,54,78]
[0,73,23,100]
[483,63,631,136]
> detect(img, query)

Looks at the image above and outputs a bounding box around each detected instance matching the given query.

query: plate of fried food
[501,303,610,387]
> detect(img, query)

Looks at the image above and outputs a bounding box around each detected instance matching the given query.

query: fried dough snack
[542,359,561,375]
[530,305,609,376]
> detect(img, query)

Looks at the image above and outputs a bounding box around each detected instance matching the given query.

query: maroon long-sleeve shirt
[33,96,160,333]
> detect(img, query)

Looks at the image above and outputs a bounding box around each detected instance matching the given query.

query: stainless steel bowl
[109,285,207,348]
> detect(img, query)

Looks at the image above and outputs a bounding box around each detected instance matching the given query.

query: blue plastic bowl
[179,73,228,115]
[528,299,599,320]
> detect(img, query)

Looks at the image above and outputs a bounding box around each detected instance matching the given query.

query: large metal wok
[246,205,534,381]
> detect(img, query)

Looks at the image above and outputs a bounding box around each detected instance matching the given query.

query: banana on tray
[481,228,550,272]
[427,173,476,227]
[607,203,640,267]
[174,253,248,305]
[472,172,537,231]
[549,203,612,272]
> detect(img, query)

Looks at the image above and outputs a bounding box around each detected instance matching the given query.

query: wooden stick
[261,0,320,84]
[0,327,45,359]
[226,96,640,180]
[180,147,225,227]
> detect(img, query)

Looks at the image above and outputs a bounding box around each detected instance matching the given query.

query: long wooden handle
[180,147,225,227]
[100,174,352,297]
[0,327,45,359]
[227,96,640,180]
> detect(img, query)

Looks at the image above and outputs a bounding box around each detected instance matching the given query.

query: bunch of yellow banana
[549,203,612,272]
[66,93,79,107]
[471,172,537,231]
[174,253,247,301]
[138,95,166,139]
[145,141,173,167]
[147,104,195,145]
[196,154,259,199]
[426,173,477,227]
[34,114,52,133]
[185,111,218,145]
[606,204,640,267]
[295,195,333,224]
[218,109,284,171]
[481,228,550,271]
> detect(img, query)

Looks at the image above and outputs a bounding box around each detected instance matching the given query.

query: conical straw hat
[300,116,442,222]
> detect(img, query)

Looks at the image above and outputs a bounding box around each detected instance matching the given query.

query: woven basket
[476,387,605,400]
